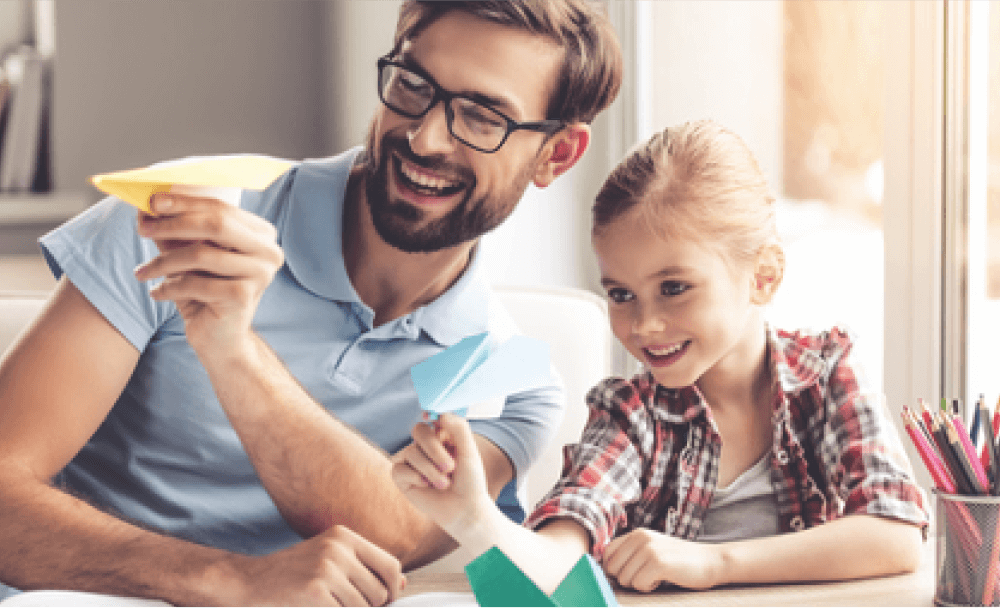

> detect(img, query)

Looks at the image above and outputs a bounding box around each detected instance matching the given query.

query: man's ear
[750,243,785,305]
[533,124,590,188]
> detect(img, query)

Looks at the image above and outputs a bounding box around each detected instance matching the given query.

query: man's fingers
[319,526,403,607]
[149,273,261,305]
[135,243,273,282]
[139,195,279,255]
[327,573,370,608]
[349,535,405,605]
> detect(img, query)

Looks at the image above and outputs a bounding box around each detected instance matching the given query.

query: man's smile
[392,154,467,205]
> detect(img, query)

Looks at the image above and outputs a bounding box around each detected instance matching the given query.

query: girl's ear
[750,243,785,305]
[533,124,590,188]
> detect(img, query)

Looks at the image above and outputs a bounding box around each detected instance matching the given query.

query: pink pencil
[951,415,990,492]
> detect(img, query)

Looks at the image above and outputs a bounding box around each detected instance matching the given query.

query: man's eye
[606,287,634,304]
[397,72,432,96]
[459,105,506,135]
[661,281,689,297]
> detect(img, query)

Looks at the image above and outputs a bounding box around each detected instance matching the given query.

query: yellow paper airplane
[90,155,295,214]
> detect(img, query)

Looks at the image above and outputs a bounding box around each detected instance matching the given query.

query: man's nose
[407,101,458,157]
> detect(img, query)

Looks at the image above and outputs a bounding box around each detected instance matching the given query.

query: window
[961,0,999,410]
[620,1,889,392]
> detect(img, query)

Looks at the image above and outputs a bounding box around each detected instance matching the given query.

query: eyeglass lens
[379,62,509,152]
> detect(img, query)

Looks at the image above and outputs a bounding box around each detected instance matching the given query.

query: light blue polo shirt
[36,147,564,557]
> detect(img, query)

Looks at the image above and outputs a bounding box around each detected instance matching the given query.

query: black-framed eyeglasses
[377,55,565,153]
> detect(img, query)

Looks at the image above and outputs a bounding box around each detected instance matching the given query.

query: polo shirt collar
[280,146,490,346]
[281,147,363,304]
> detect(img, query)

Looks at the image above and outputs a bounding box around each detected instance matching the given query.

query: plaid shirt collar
[653,325,827,426]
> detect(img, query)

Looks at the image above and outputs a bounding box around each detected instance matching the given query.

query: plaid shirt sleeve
[818,328,929,531]
[524,377,650,559]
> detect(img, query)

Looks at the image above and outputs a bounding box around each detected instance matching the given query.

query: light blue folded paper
[410,332,551,419]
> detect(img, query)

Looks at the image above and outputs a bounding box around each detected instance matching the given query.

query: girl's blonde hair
[593,120,778,269]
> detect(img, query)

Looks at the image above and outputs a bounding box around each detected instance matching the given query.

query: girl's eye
[606,287,635,304]
[661,281,689,297]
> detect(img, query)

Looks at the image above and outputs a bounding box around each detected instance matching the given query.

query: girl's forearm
[459,508,592,595]
[717,514,923,585]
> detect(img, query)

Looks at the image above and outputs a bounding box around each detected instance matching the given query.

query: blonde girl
[392,120,928,593]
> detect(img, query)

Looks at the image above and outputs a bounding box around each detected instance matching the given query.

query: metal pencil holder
[935,490,1000,606]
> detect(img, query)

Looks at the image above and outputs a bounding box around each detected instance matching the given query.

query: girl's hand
[602,529,725,591]
[390,413,495,541]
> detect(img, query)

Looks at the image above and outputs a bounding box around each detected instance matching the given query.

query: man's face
[363,10,564,253]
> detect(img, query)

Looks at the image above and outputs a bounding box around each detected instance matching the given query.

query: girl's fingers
[412,420,456,476]
[436,413,479,459]
[389,461,431,492]
[602,531,638,576]
[615,550,650,590]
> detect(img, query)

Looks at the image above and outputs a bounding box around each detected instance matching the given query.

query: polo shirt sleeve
[39,197,174,351]
[468,380,563,486]
[524,377,647,559]
[821,327,930,533]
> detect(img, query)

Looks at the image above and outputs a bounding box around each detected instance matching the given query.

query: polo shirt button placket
[398,316,419,340]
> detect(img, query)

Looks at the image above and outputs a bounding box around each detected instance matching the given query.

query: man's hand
[235,525,405,606]
[133,192,284,356]
[602,529,725,592]
[390,413,497,542]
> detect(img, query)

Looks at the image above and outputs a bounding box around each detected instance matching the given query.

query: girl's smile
[642,340,691,368]
[594,206,766,393]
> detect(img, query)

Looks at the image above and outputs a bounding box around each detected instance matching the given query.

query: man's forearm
[199,332,441,561]
[718,514,923,585]
[0,470,242,605]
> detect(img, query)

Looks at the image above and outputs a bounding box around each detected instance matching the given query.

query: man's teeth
[401,161,458,192]
[648,342,685,356]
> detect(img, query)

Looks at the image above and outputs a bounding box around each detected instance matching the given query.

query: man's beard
[362,129,536,253]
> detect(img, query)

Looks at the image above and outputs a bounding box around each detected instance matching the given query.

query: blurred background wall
[0,0,612,293]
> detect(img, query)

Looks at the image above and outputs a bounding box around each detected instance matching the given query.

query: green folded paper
[465,546,618,607]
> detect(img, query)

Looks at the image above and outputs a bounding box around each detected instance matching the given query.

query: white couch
[0,291,48,359]
[0,285,613,574]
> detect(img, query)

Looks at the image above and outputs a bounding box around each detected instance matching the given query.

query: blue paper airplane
[410,332,551,419]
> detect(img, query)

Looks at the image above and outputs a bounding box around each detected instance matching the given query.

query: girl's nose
[631,303,666,336]
[407,102,457,157]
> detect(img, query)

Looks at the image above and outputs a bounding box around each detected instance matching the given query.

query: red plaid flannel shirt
[525,326,929,559]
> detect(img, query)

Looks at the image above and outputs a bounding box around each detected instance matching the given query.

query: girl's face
[593,207,765,390]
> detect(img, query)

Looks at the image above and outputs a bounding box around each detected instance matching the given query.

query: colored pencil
[969,395,982,446]
[902,407,955,491]
[944,415,987,495]
[951,415,990,493]
[900,408,980,564]
[994,397,1000,490]
[980,398,999,495]
[930,410,976,495]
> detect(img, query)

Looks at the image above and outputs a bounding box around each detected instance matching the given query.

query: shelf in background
[0,191,89,224]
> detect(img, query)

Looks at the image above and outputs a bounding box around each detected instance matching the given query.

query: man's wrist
[193,329,262,373]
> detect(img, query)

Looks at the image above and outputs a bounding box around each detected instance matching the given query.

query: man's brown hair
[391,0,622,126]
